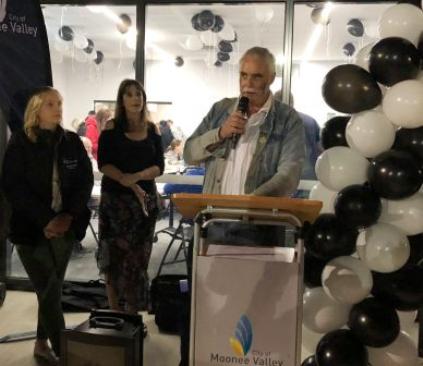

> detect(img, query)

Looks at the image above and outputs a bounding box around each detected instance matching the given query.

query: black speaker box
[61,309,143,366]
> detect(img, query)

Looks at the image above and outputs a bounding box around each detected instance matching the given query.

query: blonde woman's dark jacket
[2,127,94,245]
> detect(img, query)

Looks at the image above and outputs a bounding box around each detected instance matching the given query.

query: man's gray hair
[240,47,276,74]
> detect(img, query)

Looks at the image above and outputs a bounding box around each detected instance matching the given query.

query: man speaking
[179,47,306,366]
[184,46,305,197]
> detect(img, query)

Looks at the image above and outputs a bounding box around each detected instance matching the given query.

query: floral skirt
[97,190,158,310]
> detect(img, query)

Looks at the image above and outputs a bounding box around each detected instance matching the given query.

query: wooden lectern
[171,194,322,366]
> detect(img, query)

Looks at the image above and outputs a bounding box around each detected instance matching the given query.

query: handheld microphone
[231,96,249,149]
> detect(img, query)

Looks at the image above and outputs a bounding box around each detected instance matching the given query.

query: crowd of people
[1,46,320,365]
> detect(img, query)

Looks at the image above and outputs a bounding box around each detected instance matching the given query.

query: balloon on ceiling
[117,13,132,34]
[347,19,364,37]
[190,10,237,57]
[58,25,74,42]
[302,3,423,364]
[342,42,356,57]
[93,50,104,65]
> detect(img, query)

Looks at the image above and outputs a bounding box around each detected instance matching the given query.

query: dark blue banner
[0,0,52,131]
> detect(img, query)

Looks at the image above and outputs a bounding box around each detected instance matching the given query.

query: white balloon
[315,146,369,191]
[364,21,380,39]
[379,193,423,236]
[200,30,217,47]
[255,7,274,23]
[301,325,322,356]
[368,331,419,366]
[54,39,70,53]
[88,49,98,60]
[397,310,418,331]
[303,287,351,333]
[74,49,88,63]
[354,42,374,72]
[383,80,423,129]
[346,110,396,158]
[73,34,88,50]
[356,223,410,273]
[379,4,423,46]
[184,35,203,51]
[309,182,337,214]
[219,22,235,41]
[322,256,373,305]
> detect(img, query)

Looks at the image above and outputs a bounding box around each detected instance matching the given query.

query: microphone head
[238,96,249,114]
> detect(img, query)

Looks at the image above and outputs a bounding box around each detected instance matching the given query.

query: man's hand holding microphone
[218,97,249,149]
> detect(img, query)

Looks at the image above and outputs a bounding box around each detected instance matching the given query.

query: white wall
[52,56,339,134]
[52,57,134,130]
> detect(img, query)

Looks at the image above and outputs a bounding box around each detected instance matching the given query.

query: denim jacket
[183,98,305,196]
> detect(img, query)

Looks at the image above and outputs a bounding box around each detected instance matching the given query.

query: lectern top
[171,193,322,224]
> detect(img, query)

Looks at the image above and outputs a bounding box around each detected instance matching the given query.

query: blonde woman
[2,86,93,364]
[97,79,164,316]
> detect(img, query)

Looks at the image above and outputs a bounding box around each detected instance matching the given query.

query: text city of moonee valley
[210,353,284,366]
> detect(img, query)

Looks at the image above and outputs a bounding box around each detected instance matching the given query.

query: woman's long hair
[24,86,60,142]
[114,79,148,132]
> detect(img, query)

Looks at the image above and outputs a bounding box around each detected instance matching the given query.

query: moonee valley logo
[230,315,253,357]
[0,0,7,23]
[209,315,284,365]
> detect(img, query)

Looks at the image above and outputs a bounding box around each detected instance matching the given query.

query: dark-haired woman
[97,79,164,315]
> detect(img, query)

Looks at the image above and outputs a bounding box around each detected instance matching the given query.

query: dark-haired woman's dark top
[97,123,164,195]
[96,121,164,310]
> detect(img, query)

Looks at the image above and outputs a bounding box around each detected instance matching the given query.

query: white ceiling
[42,2,393,65]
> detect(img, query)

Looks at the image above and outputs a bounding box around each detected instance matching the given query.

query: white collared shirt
[221,94,273,195]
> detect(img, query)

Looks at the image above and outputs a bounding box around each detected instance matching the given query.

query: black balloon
[217,51,230,62]
[58,26,74,41]
[369,37,420,86]
[406,234,423,266]
[368,150,423,200]
[322,64,382,114]
[301,355,318,366]
[94,51,104,65]
[343,42,356,57]
[214,60,222,67]
[321,116,350,149]
[347,19,364,37]
[334,184,381,229]
[175,56,184,67]
[218,40,233,53]
[305,214,357,260]
[348,298,400,347]
[304,252,329,288]
[83,38,94,54]
[198,10,215,31]
[191,14,203,31]
[394,127,423,163]
[372,264,423,311]
[316,329,368,366]
[211,15,224,32]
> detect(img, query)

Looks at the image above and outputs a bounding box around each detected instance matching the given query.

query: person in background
[159,119,175,151]
[80,136,99,172]
[274,90,322,182]
[97,79,164,317]
[168,119,186,141]
[165,139,183,164]
[85,108,111,160]
[2,87,93,364]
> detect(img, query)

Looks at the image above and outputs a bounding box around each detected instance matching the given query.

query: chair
[154,167,204,277]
